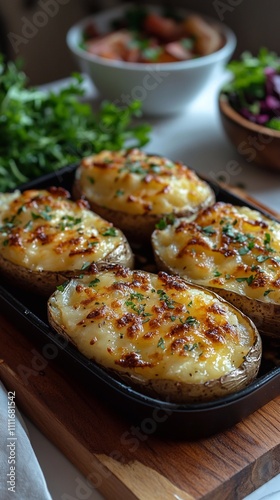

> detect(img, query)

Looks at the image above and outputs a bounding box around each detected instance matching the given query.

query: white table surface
[11,72,280,499]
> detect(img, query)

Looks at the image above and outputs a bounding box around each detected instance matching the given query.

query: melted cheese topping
[153,202,280,304]
[76,149,214,215]
[0,188,125,271]
[49,267,255,384]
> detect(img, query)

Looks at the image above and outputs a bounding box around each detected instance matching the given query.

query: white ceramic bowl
[66,4,236,116]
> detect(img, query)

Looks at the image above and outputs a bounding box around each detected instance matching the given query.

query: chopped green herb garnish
[81,262,91,271]
[185,316,197,325]
[122,161,146,175]
[17,205,26,215]
[115,189,125,197]
[256,255,270,263]
[157,289,175,309]
[40,211,53,221]
[222,223,236,238]
[155,214,176,230]
[264,289,274,296]
[89,278,100,287]
[102,227,117,237]
[56,281,69,292]
[31,212,41,220]
[264,233,271,246]
[157,337,165,349]
[201,225,216,235]
[155,218,168,230]
[24,220,33,230]
[180,316,198,325]
[184,342,198,351]
[251,265,259,271]
[236,275,255,285]
[248,241,255,250]
[238,246,250,255]
[125,298,146,316]
[130,292,145,301]
[235,233,248,243]
[213,270,222,277]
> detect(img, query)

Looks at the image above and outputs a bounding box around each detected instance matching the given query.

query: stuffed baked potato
[73,149,215,243]
[152,202,280,337]
[0,188,133,295]
[48,265,261,403]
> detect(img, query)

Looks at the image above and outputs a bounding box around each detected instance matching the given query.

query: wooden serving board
[0,188,280,500]
[0,313,280,500]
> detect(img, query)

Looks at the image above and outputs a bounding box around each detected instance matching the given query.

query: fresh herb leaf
[115,189,124,197]
[201,225,216,235]
[180,316,197,325]
[102,227,117,237]
[256,255,270,263]
[81,262,91,270]
[264,233,271,246]
[264,289,274,296]
[184,342,198,351]
[56,281,69,292]
[0,56,151,191]
[155,214,176,230]
[238,246,250,255]
[157,337,165,349]
[185,316,197,325]
[236,275,255,285]
[88,278,100,287]
[157,289,175,309]
[213,270,222,277]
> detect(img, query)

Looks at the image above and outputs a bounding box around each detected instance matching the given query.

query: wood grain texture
[0,312,280,500]
[217,184,280,219]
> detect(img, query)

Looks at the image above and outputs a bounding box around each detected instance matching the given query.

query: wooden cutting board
[0,188,280,500]
[1,307,280,500]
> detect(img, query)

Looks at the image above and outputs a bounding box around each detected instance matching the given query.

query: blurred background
[0,0,279,85]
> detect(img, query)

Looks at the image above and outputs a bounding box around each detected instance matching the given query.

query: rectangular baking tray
[1,163,280,440]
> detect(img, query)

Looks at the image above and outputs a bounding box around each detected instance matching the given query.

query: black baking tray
[1,163,280,440]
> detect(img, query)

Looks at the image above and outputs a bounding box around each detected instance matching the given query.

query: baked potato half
[0,188,133,295]
[48,265,261,403]
[73,149,215,243]
[152,201,280,337]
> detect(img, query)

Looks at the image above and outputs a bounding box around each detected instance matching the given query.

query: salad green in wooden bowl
[219,48,280,171]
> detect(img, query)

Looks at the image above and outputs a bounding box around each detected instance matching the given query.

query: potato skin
[208,287,280,339]
[115,335,261,403]
[47,267,262,403]
[74,179,210,245]
[0,241,134,296]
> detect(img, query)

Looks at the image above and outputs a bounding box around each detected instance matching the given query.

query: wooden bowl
[219,93,280,172]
